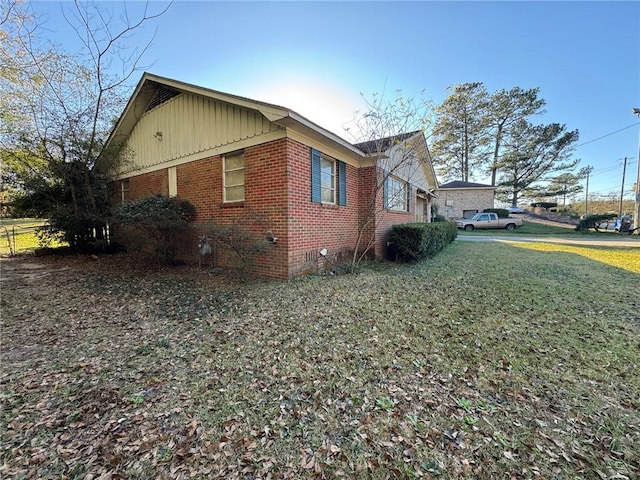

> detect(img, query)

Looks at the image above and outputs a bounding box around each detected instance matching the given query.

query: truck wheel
[505,223,515,230]
[464,224,474,231]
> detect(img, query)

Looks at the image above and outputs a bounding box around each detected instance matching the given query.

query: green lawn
[0,218,66,255]
[1,242,639,479]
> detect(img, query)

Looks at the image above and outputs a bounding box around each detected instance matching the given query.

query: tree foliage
[430,82,578,202]
[0,0,169,250]
[527,172,584,207]
[430,82,490,182]
[496,122,579,206]
[486,87,546,185]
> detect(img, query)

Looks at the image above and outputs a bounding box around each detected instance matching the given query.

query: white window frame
[168,166,177,197]
[120,178,130,204]
[386,175,408,212]
[223,152,245,203]
[320,156,336,204]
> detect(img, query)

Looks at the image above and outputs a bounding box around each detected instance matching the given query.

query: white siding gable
[122,92,284,174]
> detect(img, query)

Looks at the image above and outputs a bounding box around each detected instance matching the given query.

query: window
[385,175,408,211]
[223,152,245,202]
[311,149,346,206]
[168,167,177,197]
[321,157,335,203]
[120,179,130,204]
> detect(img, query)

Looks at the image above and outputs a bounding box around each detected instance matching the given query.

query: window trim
[168,167,177,198]
[385,175,408,212]
[311,148,346,206]
[320,156,336,204]
[120,178,130,204]
[223,152,245,203]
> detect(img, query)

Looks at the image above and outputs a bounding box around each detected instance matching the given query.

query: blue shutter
[407,183,413,213]
[338,161,347,206]
[311,148,321,203]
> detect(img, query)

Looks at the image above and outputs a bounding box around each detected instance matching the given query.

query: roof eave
[103,72,365,164]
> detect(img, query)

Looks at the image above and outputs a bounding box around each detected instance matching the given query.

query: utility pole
[619,157,627,217]
[633,108,640,234]
[580,165,593,216]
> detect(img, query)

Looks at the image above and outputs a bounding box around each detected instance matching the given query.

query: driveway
[457,235,640,248]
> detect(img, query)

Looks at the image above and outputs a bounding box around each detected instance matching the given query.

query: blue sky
[35,1,640,201]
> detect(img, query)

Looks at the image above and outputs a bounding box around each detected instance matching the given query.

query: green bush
[530,202,558,210]
[387,221,457,262]
[575,213,617,232]
[118,195,196,265]
[483,208,510,218]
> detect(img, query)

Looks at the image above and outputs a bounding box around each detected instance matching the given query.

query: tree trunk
[463,120,469,182]
[491,124,503,186]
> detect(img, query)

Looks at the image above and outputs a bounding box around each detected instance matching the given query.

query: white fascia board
[281,111,365,157]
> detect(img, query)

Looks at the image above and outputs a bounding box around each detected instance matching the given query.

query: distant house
[433,181,496,219]
[105,73,439,279]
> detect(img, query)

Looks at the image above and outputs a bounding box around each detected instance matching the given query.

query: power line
[587,158,637,178]
[575,122,640,148]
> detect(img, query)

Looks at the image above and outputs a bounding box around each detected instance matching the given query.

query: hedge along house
[105,73,438,279]
[433,181,496,220]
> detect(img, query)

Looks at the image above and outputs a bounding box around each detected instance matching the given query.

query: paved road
[457,235,640,248]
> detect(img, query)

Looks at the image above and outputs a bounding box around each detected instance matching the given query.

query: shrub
[203,208,273,275]
[483,208,510,218]
[530,202,558,210]
[118,195,196,265]
[575,213,617,232]
[387,221,457,262]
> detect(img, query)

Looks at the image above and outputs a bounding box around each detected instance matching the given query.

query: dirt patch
[523,212,578,227]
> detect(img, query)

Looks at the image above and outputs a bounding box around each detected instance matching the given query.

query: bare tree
[0,0,170,249]
[343,90,434,271]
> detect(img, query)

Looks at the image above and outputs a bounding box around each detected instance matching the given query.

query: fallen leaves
[1,248,639,479]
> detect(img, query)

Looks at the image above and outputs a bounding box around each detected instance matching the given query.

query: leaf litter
[1,242,639,479]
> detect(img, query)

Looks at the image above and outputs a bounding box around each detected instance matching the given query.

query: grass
[0,218,66,255]
[1,242,639,479]
[508,242,640,273]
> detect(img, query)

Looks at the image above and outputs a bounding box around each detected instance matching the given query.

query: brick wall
[285,139,361,277]
[129,169,168,199]
[433,188,495,219]
[115,137,421,279]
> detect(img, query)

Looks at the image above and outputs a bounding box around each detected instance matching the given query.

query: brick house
[106,73,438,279]
[433,181,496,219]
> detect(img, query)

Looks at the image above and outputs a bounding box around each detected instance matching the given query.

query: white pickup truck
[456,212,523,231]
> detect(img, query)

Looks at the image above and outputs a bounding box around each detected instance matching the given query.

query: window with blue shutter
[311,149,346,206]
